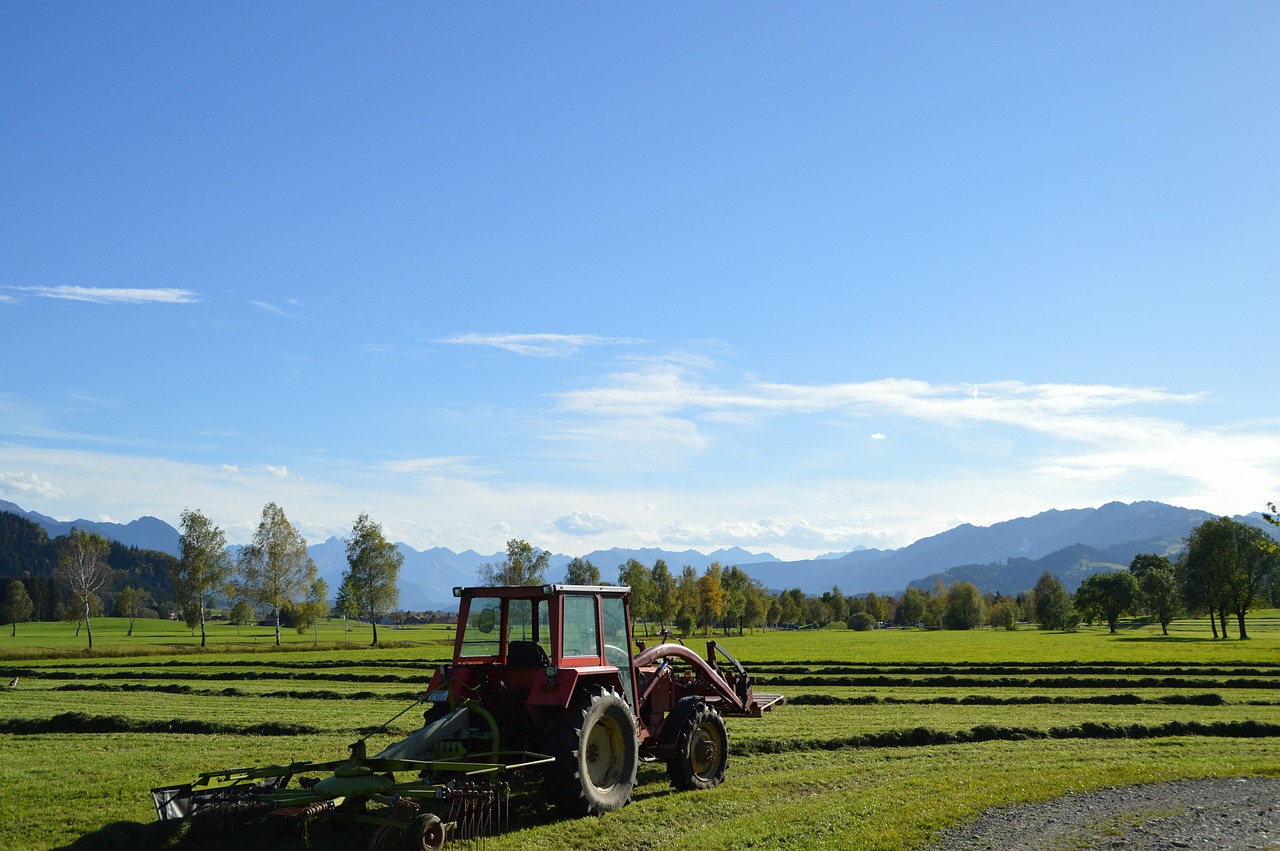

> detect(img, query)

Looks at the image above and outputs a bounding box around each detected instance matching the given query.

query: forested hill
[0,511,178,620]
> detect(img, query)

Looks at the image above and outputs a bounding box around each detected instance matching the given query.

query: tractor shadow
[53,774,663,851]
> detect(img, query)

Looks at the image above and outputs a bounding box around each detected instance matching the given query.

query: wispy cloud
[660,517,902,551]
[440,332,641,357]
[4,286,199,304]
[250,298,306,317]
[379,456,483,477]
[265,465,290,478]
[551,366,1280,517]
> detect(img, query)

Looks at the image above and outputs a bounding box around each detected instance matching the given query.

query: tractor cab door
[602,595,636,709]
[561,593,637,710]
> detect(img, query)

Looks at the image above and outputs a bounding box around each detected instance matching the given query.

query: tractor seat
[507,640,550,667]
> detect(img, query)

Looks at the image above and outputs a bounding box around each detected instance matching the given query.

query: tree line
[482,511,1278,639]
[0,504,405,648]
[4,508,1276,644]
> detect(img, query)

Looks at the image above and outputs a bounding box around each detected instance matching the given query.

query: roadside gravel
[927,776,1280,850]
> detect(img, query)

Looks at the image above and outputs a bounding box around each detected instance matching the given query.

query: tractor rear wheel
[666,701,728,790]
[543,685,638,816]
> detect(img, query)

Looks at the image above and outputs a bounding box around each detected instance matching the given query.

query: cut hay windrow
[734,719,1280,755]
[2,668,432,684]
[785,692,1236,707]
[50,682,420,700]
[756,674,1280,689]
[0,711,321,736]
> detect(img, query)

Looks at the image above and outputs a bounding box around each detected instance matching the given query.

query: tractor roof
[452,584,631,599]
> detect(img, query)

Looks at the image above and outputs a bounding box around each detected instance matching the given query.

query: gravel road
[927,776,1280,850]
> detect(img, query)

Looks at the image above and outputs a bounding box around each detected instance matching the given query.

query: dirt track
[927,776,1280,850]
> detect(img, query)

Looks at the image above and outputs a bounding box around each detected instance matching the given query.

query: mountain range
[3,498,1272,610]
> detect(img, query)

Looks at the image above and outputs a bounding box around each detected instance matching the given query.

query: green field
[2,614,1278,850]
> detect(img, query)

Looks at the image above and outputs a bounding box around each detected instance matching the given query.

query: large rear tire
[543,685,638,816]
[665,701,728,790]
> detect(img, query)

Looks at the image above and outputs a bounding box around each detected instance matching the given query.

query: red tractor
[152,583,783,847]
[426,583,784,815]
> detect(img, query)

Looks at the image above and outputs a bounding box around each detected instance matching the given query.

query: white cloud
[554,510,625,536]
[0,471,67,499]
[440,332,640,358]
[5,286,199,304]
[265,465,290,478]
[221,464,240,474]
[251,300,291,316]
[871,433,887,440]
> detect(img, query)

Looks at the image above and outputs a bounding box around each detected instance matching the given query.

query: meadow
[2,613,1278,850]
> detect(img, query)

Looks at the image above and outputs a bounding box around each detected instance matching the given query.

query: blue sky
[2,3,1277,560]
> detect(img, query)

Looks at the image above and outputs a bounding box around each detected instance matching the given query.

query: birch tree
[342,513,403,645]
[54,529,112,649]
[174,508,233,647]
[238,503,315,646]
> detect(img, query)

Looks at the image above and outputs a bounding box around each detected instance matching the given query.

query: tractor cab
[437,584,637,711]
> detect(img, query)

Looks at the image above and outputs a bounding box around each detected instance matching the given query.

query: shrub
[848,612,877,631]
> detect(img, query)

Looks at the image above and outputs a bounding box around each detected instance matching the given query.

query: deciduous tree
[2,579,35,637]
[651,560,677,630]
[292,577,330,643]
[895,587,926,626]
[229,599,256,634]
[1129,554,1180,635]
[115,586,151,637]
[1179,517,1278,640]
[342,513,404,645]
[54,529,112,648]
[618,559,655,633]
[479,539,548,586]
[675,566,699,635]
[174,508,233,647]
[987,599,1019,630]
[1031,572,1076,631]
[564,556,601,585]
[943,581,985,630]
[697,563,724,635]
[237,503,315,646]
[1073,571,1138,633]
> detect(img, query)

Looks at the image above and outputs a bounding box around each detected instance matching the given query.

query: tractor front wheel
[544,685,639,816]
[666,701,729,790]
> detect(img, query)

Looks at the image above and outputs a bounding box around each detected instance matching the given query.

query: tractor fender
[651,695,706,760]
[527,667,628,708]
[526,666,580,707]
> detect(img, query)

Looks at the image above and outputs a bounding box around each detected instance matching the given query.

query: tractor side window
[562,595,599,658]
[460,597,502,657]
